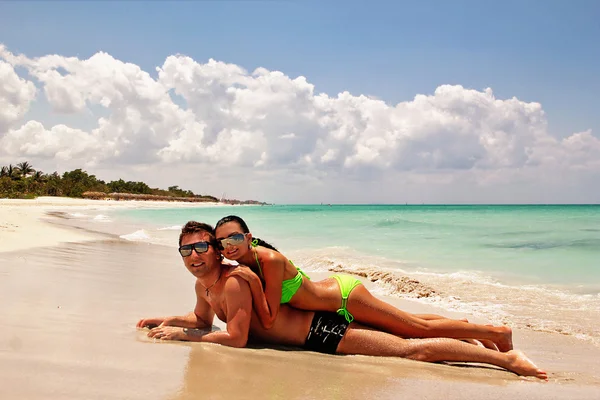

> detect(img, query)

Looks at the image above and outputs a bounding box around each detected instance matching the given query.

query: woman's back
[257,246,343,311]
[288,275,343,312]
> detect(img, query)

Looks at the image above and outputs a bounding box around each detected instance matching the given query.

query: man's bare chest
[208,298,227,322]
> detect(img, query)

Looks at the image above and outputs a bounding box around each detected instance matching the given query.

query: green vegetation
[0,161,220,202]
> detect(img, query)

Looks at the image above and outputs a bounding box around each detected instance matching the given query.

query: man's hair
[179,221,216,246]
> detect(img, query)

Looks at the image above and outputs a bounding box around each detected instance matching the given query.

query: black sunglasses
[178,241,211,257]
[216,233,247,250]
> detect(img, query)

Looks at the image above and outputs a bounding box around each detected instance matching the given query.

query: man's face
[180,231,220,278]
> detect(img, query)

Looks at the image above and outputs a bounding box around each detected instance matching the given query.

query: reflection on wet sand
[169,342,393,400]
[167,333,521,400]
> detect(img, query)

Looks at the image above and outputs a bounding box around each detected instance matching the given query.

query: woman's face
[215,221,252,261]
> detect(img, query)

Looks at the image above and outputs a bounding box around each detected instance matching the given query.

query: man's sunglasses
[178,241,211,257]
[217,233,247,250]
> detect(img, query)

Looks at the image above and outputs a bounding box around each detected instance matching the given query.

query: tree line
[0,161,219,202]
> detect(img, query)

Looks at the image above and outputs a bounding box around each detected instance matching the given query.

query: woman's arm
[228,250,285,329]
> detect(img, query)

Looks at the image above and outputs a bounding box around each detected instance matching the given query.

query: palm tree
[0,166,7,177]
[16,161,35,177]
[32,171,45,182]
[46,171,62,196]
[7,164,19,180]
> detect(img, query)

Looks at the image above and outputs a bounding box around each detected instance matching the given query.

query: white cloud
[0,58,37,133]
[1,43,599,203]
[1,120,99,161]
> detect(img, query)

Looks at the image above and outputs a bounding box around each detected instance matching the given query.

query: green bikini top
[252,243,310,304]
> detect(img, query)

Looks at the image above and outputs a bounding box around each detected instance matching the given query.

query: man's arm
[195,276,252,347]
[148,276,253,348]
[137,279,215,329]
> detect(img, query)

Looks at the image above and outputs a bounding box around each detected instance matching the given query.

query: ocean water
[72,204,600,346]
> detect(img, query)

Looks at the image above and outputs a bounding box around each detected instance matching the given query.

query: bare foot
[506,350,548,380]
[495,325,513,352]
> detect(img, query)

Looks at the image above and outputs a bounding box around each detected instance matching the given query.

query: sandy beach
[1,198,600,399]
[0,197,228,253]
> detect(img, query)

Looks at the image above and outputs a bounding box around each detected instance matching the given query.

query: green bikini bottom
[331,274,363,323]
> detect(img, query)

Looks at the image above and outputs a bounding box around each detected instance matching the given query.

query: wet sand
[1,200,600,399]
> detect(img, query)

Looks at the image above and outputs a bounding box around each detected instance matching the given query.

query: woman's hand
[226,265,258,283]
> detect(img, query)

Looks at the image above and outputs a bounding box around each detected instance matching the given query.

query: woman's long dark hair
[215,215,279,252]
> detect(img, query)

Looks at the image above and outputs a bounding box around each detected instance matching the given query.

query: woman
[215,215,513,351]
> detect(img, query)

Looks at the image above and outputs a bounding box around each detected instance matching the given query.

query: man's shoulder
[222,275,252,310]
[224,274,249,289]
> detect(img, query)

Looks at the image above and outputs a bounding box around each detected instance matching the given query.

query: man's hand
[148,326,189,341]
[136,317,166,329]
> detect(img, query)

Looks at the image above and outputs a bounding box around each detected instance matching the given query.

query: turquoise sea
[78,204,600,346]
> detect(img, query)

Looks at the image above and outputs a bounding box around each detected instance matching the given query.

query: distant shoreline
[0,196,234,253]
[268,203,599,206]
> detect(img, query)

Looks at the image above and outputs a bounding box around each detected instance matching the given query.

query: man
[137,221,547,379]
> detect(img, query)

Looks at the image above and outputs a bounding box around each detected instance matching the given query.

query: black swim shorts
[304,311,350,354]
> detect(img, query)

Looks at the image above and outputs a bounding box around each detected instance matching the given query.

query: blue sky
[1,1,599,203]
[2,0,598,137]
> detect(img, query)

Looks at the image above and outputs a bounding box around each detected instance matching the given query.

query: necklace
[201,270,222,297]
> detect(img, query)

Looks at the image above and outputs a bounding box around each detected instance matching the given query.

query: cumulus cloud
[0,43,599,202]
[1,120,100,161]
[0,57,37,133]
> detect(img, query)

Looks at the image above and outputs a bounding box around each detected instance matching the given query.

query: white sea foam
[93,214,111,222]
[67,212,87,218]
[157,225,182,231]
[402,273,600,346]
[120,230,151,241]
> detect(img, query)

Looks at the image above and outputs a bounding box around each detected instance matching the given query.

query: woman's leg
[337,323,547,379]
[407,314,498,350]
[414,314,468,322]
[346,285,513,351]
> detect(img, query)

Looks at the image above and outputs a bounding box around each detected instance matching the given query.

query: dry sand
[1,198,599,399]
[0,196,225,253]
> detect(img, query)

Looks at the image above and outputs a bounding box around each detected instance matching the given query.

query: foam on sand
[120,229,151,241]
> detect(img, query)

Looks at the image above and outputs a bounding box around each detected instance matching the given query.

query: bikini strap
[336,301,354,323]
[253,248,264,279]
[289,259,311,280]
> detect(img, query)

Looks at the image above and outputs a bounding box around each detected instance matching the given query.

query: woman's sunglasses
[178,241,211,257]
[217,233,247,250]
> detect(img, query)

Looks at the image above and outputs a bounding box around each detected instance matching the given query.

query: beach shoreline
[1,198,600,399]
[0,196,228,253]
